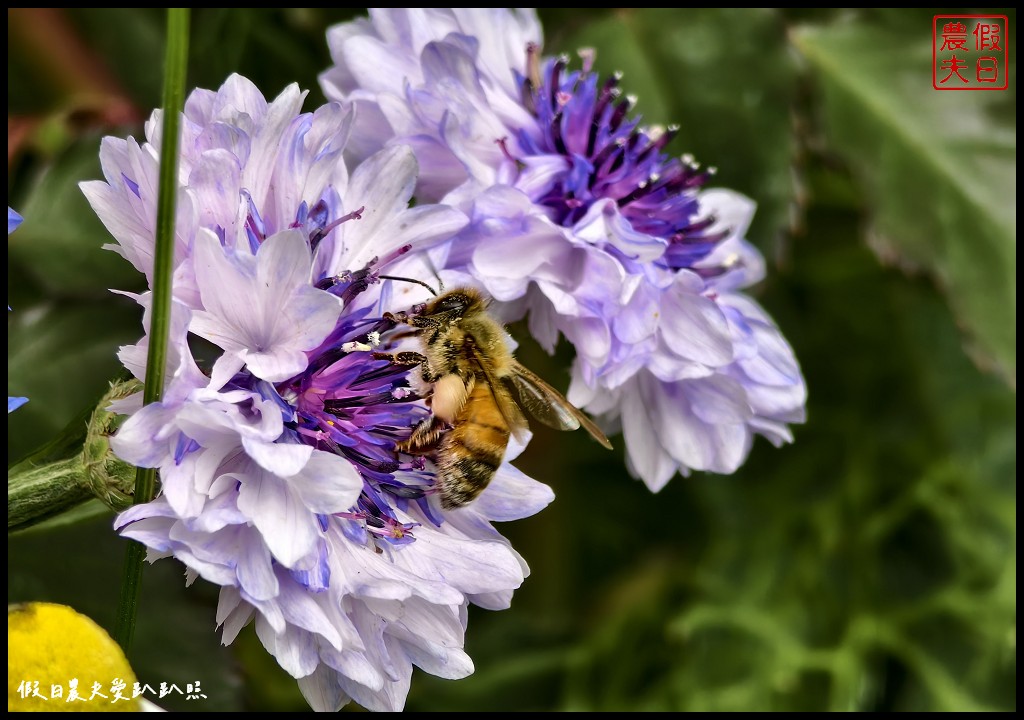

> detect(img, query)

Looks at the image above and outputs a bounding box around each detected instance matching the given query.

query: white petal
[321,646,383,691]
[240,82,307,213]
[110,402,176,468]
[620,378,677,490]
[216,587,255,645]
[342,34,423,95]
[253,230,341,354]
[242,437,313,477]
[277,578,343,649]
[686,375,753,425]
[237,472,319,567]
[160,453,207,517]
[256,617,320,678]
[188,148,243,236]
[297,665,348,713]
[659,275,733,367]
[647,375,752,474]
[403,526,524,596]
[700,189,756,242]
[341,145,419,268]
[192,229,342,382]
[288,451,364,514]
[474,464,554,521]
[235,529,280,601]
[573,198,667,262]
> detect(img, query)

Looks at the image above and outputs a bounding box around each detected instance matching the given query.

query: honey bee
[374,286,612,509]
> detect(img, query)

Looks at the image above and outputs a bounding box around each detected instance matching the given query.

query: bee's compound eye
[436,294,468,315]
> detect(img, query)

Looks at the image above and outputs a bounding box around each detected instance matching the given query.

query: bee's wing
[465,342,531,445]
[506,362,613,449]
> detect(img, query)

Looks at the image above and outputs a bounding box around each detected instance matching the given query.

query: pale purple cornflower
[83,75,553,711]
[321,8,806,489]
[8,207,28,413]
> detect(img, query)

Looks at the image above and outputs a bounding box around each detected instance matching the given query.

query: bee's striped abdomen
[436,382,511,509]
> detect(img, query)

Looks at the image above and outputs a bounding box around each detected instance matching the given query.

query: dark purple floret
[515,50,730,272]
[221,197,441,545]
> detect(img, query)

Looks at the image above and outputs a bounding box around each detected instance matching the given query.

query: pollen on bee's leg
[371,351,425,366]
[397,415,448,455]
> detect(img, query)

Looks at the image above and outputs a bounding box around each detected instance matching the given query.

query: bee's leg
[387,328,422,342]
[383,310,410,325]
[372,351,444,383]
[383,303,428,327]
[397,416,448,455]
[372,351,426,367]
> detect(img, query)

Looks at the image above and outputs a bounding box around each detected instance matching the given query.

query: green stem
[8,379,142,532]
[114,7,190,651]
[7,458,92,530]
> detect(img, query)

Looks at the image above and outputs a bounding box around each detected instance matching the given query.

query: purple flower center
[512,45,731,272]
[225,197,443,547]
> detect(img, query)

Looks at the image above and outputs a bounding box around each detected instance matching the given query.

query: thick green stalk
[8,379,140,532]
[7,458,92,530]
[114,7,190,651]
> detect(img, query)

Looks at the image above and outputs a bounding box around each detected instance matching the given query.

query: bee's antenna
[379,275,439,297]
[422,255,444,293]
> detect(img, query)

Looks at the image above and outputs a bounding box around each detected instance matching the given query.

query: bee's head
[425,287,487,320]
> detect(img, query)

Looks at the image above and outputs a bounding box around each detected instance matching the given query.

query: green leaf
[7,299,139,459]
[188,9,361,104]
[556,8,798,249]
[65,8,166,110]
[10,138,145,298]
[10,499,112,537]
[792,23,1016,385]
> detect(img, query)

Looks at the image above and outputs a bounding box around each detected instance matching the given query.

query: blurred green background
[7,8,1015,712]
